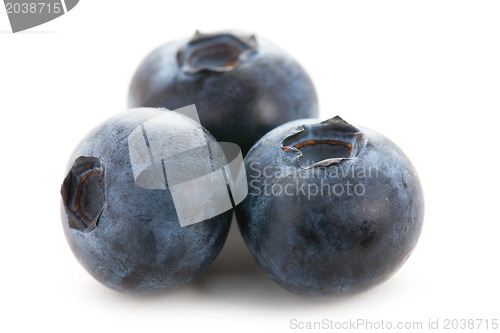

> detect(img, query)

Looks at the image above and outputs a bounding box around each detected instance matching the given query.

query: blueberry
[128,30,318,155]
[61,108,232,294]
[236,116,424,297]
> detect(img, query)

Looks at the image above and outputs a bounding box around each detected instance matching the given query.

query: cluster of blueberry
[61,31,424,297]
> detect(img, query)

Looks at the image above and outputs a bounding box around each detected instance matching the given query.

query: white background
[1,1,499,332]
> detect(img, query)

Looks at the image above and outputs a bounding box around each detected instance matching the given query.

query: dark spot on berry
[61,156,105,233]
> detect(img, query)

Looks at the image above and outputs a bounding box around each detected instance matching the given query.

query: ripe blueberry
[61,108,232,294]
[236,116,424,297]
[128,30,319,155]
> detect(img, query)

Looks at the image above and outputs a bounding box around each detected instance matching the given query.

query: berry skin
[128,30,319,155]
[61,108,232,294]
[236,116,424,297]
